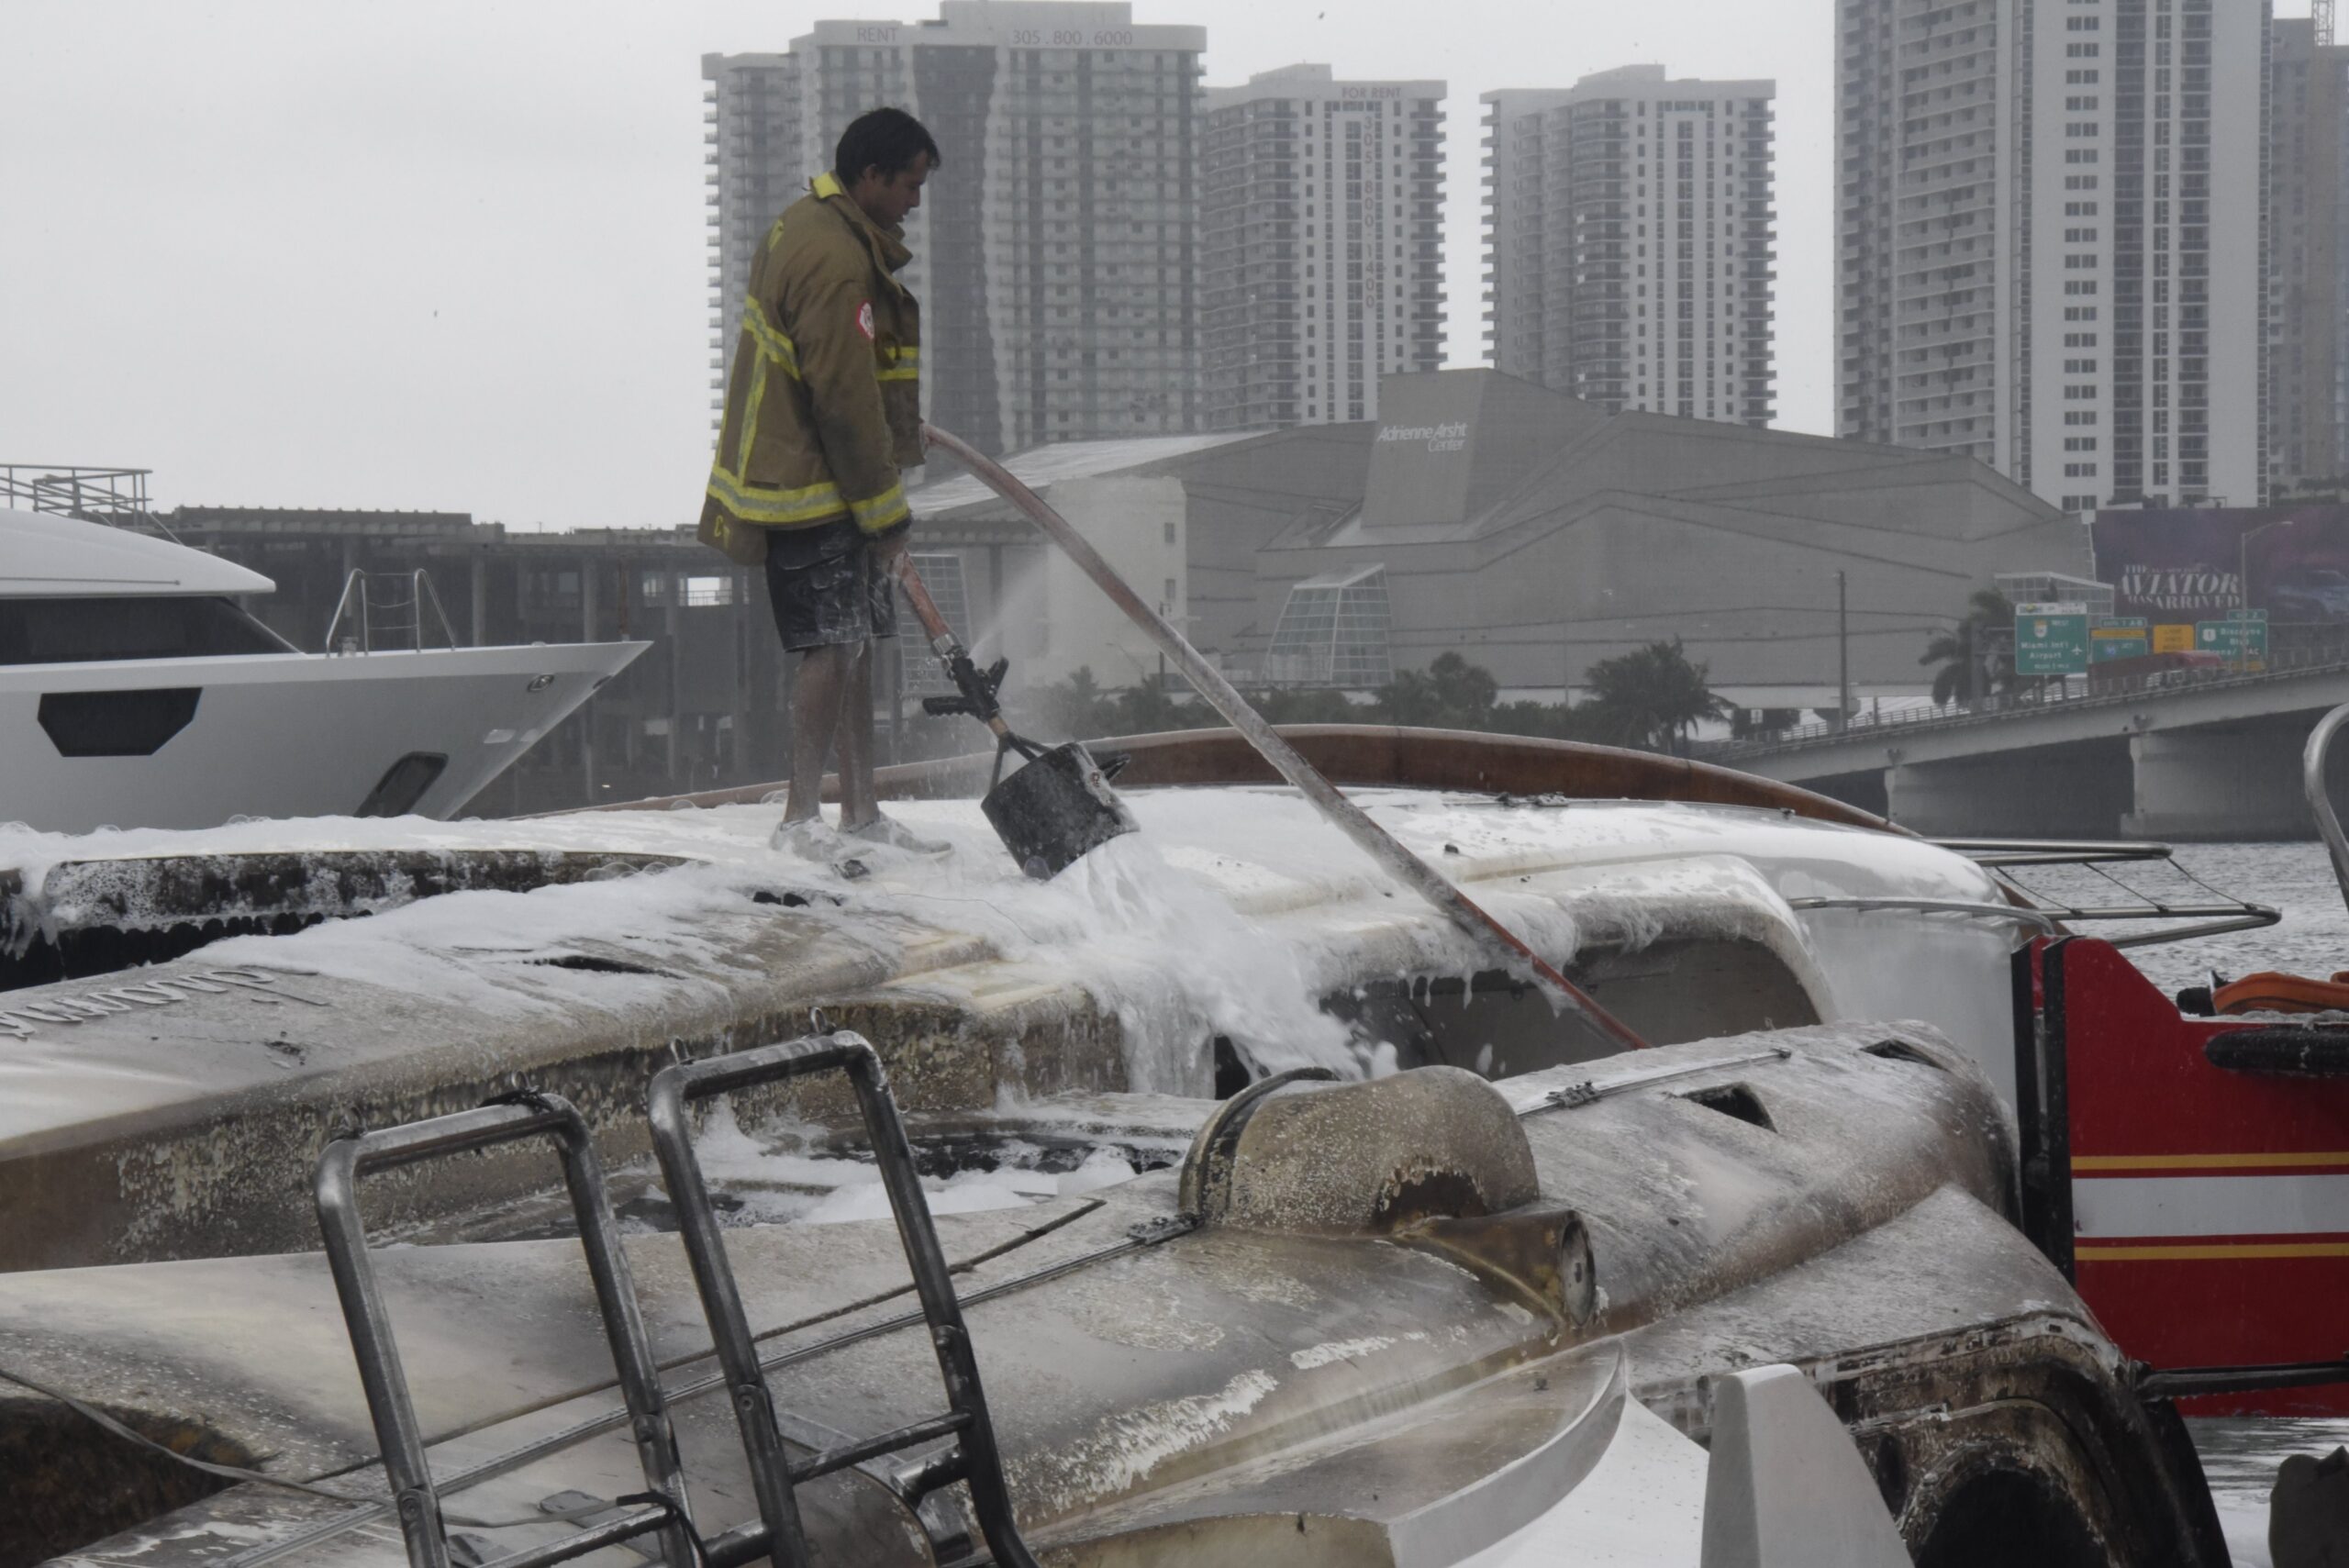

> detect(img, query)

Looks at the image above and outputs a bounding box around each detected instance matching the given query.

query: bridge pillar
[1886,749,2134,839]
[2124,727,2313,840]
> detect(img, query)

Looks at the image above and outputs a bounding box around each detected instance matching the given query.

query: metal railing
[2304,702,2349,918]
[316,1094,700,1568]
[1933,838,2279,949]
[0,462,156,527]
[648,1031,1042,1568]
[313,1029,1044,1568]
[325,568,462,653]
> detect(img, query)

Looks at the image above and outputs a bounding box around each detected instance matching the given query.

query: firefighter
[700,106,946,859]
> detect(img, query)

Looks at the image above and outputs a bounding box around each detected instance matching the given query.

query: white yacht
[0,506,646,832]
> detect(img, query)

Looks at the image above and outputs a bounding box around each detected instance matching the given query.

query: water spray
[920,422,1650,1054]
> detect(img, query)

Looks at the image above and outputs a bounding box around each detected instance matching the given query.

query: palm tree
[1256,686,1360,725]
[1920,589,2015,707]
[1030,666,1115,738]
[1374,666,1445,726]
[1375,652,1502,729]
[1581,639,1731,754]
[1113,679,1208,735]
[1427,651,1498,728]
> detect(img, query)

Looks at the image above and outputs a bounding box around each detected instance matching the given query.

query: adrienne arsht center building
[902,368,2088,713]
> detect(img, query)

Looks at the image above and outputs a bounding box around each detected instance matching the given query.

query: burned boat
[3,1024,2220,1567]
[0,729,2267,1564]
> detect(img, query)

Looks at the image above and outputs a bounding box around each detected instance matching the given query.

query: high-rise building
[1481,67,1776,428]
[1836,0,2272,511]
[1199,65,1445,429]
[1833,2,1998,462]
[703,2,1207,457]
[2267,17,2349,495]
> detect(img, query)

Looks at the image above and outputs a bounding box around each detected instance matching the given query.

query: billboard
[2091,506,2349,633]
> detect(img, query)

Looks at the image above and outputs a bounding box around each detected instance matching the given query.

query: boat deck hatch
[1678,1082,1776,1131]
[0,1384,248,1566]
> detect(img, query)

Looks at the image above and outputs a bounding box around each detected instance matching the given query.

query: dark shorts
[763,517,897,653]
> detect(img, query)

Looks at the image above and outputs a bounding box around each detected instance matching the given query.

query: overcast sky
[1,1,2313,528]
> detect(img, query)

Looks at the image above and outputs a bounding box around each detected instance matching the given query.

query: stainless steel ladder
[647,1030,1041,1568]
[322,567,461,654]
[315,1092,700,1568]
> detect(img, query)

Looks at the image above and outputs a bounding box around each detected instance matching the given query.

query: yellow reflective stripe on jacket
[848,483,909,534]
[733,362,765,478]
[705,467,847,526]
[745,295,913,385]
[741,297,801,378]
[747,296,910,384]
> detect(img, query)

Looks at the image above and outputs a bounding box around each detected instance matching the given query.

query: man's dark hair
[834,107,941,183]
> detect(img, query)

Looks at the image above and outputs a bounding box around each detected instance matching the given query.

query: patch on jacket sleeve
[856,300,875,340]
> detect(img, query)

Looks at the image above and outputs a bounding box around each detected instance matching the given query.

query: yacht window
[357,752,449,817]
[38,688,201,757]
[0,596,295,665]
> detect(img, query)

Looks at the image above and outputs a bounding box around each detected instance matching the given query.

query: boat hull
[0,642,644,832]
[2023,936,2349,1416]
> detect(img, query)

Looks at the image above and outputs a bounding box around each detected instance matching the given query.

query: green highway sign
[2015,602,2091,675]
[2195,617,2268,671]
[2090,617,2151,662]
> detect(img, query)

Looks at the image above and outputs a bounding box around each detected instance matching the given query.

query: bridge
[1708,659,2349,840]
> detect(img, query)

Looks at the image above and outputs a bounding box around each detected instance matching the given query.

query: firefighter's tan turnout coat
[700,172,920,564]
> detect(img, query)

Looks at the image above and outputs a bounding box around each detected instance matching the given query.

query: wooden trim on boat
[581,725,1903,835]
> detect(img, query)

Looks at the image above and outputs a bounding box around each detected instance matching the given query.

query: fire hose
[920,422,1648,1054]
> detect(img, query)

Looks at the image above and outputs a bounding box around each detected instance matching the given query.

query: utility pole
[1836,570,1851,729]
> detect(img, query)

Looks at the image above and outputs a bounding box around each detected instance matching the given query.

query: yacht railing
[1929,839,2280,950]
[2304,702,2349,919]
[0,462,152,522]
[324,568,461,654]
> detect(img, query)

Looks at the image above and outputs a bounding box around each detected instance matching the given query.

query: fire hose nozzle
[923,654,1009,721]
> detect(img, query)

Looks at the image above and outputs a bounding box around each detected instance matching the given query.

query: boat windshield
[0,595,297,664]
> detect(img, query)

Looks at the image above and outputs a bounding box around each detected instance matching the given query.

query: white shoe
[769,817,849,861]
[842,813,952,855]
